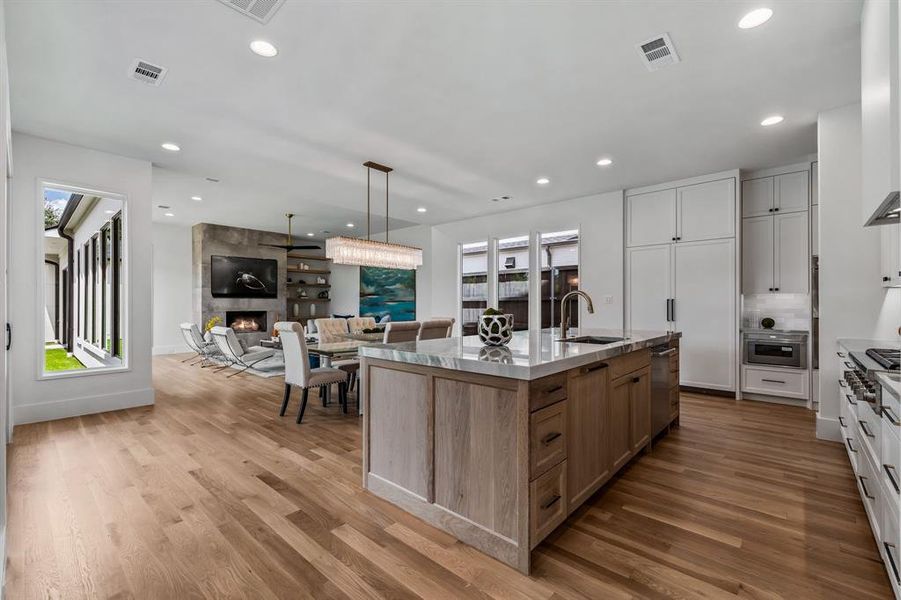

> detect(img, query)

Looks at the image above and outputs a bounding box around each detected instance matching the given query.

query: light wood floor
[5,355,892,599]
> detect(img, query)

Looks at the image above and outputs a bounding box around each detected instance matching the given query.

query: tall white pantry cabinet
[625,172,739,393]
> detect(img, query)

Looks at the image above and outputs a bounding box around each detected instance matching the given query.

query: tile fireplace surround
[193,223,286,347]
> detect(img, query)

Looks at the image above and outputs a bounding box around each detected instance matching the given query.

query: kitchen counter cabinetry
[361,329,678,574]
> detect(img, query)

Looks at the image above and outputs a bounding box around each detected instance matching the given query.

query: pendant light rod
[362,161,394,243]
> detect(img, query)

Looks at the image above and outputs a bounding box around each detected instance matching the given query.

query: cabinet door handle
[846,394,857,406]
[845,437,857,453]
[885,543,901,584]
[858,475,875,500]
[580,364,606,375]
[884,464,900,495]
[632,376,640,384]
[5,323,9,351]
[768,208,774,212]
[761,378,786,384]
[883,406,900,427]
[671,299,675,322]
[838,379,848,388]
[883,276,891,282]
[774,207,780,212]
[843,361,855,370]
[858,420,875,438]
[541,432,562,446]
[774,287,779,291]
[545,385,564,395]
[665,298,672,322]
[540,494,561,510]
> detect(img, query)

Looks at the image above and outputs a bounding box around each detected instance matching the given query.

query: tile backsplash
[742,293,811,331]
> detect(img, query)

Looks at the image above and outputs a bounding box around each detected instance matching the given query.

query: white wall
[430,191,625,330]
[0,0,11,574]
[329,225,434,321]
[151,222,193,354]
[8,133,154,424]
[817,103,901,439]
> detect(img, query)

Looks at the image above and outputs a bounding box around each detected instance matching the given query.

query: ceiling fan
[258,213,322,251]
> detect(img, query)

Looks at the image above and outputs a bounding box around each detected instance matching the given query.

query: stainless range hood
[864,190,901,226]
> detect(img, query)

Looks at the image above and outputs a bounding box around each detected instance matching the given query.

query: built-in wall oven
[743,330,809,369]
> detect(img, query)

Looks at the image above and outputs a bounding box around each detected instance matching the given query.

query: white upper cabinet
[677,179,735,242]
[627,178,735,247]
[741,177,773,217]
[742,215,774,294]
[881,224,901,287]
[626,189,676,247]
[811,162,819,206]
[774,171,809,214]
[626,244,672,332]
[811,204,819,256]
[774,211,809,294]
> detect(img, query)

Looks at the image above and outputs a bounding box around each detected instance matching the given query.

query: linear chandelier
[326,161,423,270]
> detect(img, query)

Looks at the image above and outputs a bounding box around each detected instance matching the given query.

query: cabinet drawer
[882,498,901,593]
[741,365,808,399]
[882,415,901,501]
[530,401,567,479]
[530,372,568,412]
[859,446,882,540]
[844,418,861,474]
[530,461,567,547]
[610,350,650,380]
[857,400,882,460]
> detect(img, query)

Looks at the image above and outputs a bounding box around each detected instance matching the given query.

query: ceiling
[6,0,861,236]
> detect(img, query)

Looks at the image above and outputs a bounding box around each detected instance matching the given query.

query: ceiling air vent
[636,33,680,72]
[128,59,167,86]
[217,0,285,24]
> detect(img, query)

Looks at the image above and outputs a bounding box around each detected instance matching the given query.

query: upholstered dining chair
[179,322,221,366]
[276,321,349,422]
[418,318,455,340]
[347,316,377,331]
[383,321,421,343]
[210,326,275,378]
[314,318,349,343]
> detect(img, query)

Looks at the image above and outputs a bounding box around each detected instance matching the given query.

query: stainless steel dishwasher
[651,344,677,437]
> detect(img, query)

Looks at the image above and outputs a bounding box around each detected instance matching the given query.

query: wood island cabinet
[362,341,676,575]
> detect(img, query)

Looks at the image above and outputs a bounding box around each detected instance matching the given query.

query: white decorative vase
[292,303,300,318]
[478,314,514,346]
[310,303,317,317]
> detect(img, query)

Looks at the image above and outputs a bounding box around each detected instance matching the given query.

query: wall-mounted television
[210,255,278,298]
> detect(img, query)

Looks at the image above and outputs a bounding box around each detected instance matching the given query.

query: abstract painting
[360,267,416,322]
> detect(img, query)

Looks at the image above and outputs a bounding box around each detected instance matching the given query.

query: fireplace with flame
[226,310,267,333]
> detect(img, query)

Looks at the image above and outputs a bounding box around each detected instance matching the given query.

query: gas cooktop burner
[867,348,901,371]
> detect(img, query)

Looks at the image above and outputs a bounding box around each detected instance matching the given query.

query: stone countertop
[359,327,681,381]
[877,372,901,401]
[837,338,900,353]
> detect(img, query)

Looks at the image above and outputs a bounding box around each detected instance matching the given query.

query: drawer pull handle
[838,416,846,427]
[761,378,786,384]
[845,437,857,453]
[884,464,900,495]
[581,364,607,375]
[846,394,857,406]
[632,376,640,383]
[540,494,561,510]
[858,476,876,500]
[838,379,848,388]
[541,432,562,445]
[844,361,855,370]
[883,406,901,427]
[652,348,677,357]
[858,420,875,438]
[545,385,564,395]
[885,542,901,585]
[837,351,845,358]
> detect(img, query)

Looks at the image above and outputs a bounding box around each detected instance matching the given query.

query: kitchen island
[358,327,681,574]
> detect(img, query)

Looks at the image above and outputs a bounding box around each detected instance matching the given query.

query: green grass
[45,347,86,372]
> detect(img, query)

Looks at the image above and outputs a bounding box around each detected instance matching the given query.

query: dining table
[307,336,384,413]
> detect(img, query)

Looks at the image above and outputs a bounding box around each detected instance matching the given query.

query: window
[540,230,580,329]
[42,184,126,374]
[460,241,488,336]
[497,235,530,331]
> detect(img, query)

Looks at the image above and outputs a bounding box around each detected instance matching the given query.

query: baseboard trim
[680,385,737,399]
[0,526,6,599]
[14,387,155,425]
[816,415,842,442]
[152,344,191,356]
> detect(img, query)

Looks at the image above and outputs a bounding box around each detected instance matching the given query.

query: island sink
[557,335,624,345]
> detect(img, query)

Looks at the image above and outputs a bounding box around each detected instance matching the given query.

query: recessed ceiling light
[250,40,278,58]
[596,158,613,167]
[161,142,180,152]
[191,195,202,201]
[417,207,427,213]
[536,177,550,185]
[760,115,784,126]
[307,232,315,236]
[739,8,773,29]
[346,222,354,228]
[164,212,174,217]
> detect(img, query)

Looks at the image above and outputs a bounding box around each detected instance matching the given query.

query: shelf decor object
[478,313,514,346]
[325,161,423,269]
